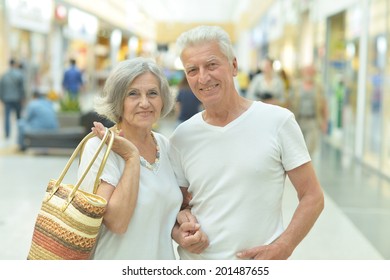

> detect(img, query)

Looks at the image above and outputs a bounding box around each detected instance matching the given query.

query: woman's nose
[139,95,150,107]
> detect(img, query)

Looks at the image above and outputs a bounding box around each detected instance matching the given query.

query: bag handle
[45,128,115,211]
[75,128,115,195]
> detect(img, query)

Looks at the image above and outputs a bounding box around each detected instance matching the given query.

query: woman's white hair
[94,57,174,123]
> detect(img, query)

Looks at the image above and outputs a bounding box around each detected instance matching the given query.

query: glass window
[364,0,387,170]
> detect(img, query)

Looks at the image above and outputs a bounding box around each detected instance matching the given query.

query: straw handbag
[27,128,114,260]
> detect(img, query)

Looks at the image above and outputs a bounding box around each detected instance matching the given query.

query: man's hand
[236,242,292,260]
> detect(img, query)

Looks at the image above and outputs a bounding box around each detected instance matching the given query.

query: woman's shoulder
[84,135,102,149]
[153,131,169,148]
[81,135,115,158]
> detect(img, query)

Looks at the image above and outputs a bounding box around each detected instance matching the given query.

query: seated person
[18,87,59,151]
[80,110,115,134]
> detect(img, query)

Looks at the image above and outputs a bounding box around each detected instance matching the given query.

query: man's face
[181,41,237,107]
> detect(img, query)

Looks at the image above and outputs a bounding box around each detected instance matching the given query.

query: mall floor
[0,104,389,260]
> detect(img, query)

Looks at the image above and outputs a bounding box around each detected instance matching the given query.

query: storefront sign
[5,0,53,33]
[63,8,98,43]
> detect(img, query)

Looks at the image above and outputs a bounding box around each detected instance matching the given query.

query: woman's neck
[122,126,157,163]
[119,124,152,145]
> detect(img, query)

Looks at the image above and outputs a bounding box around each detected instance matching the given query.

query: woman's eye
[149,91,159,96]
[127,91,137,96]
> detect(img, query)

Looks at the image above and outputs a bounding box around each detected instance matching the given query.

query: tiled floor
[0,111,387,260]
[314,141,390,259]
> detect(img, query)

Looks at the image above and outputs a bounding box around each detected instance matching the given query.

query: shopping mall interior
[0,0,389,261]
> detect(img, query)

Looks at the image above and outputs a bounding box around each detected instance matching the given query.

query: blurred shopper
[237,69,250,96]
[18,61,28,96]
[78,58,182,259]
[80,110,115,134]
[279,68,291,93]
[0,58,26,139]
[291,65,328,155]
[170,25,324,260]
[62,58,83,100]
[17,87,59,151]
[279,68,292,108]
[175,75,202,125]
[246,56,286,107]
[249,67,262,82]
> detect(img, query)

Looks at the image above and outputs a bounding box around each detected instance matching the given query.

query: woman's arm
[92,122,141,234]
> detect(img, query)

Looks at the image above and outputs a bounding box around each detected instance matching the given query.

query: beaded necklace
[139,132,160,172]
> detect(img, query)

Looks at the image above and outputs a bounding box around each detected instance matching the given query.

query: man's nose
[198,68,210,84]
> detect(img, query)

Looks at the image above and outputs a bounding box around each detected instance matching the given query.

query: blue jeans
[3,101,22,138]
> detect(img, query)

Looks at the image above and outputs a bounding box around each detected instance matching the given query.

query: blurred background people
[0,58,26,139]
[237,69,250,97]
[246,56,286,107]
[175,75,202,125]
[80,109,115,134]
[290,65,328,155]
[279,68,292,109]
[62,58,84,100]
[17,87,59,151]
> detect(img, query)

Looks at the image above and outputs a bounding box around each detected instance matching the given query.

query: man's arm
[171,187,209,254]
[180,186,192,210]
[237,161,324,259]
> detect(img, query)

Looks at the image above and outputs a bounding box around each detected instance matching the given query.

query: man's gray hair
[176,25,235,62]
[94,57,173,123]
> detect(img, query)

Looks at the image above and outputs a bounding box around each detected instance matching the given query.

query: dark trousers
[3,101,22,138]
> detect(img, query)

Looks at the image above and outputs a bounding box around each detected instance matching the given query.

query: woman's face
[121,72,163,130]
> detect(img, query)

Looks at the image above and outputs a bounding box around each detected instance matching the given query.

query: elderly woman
[78,57,182,259]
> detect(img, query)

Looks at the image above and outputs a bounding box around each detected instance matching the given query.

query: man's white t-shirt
[169,101,310,259]
[78,132,182,259]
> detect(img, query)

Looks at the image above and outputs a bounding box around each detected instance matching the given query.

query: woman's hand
[91,121,139,162]
[172,208,209,254]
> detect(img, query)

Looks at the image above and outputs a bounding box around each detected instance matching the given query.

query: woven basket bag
[27,128,114,260]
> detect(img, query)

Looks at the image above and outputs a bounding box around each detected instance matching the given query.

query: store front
[314,0,390,178]
[4,0,53,99]
[0,0,7,73]
[310,1,362,156]
[61,7,98,94]
[365,0,390,176]
[324,8,360,156]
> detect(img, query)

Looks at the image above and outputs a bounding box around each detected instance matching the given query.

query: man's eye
[187,69,196,75]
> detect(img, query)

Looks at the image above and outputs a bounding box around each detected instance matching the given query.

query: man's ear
[232,57,238,77]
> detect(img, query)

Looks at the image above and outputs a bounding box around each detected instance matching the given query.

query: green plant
[60,93,81,112]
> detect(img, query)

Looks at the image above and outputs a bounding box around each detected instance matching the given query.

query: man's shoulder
[170,114,202,139]
[252,101,293,120]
